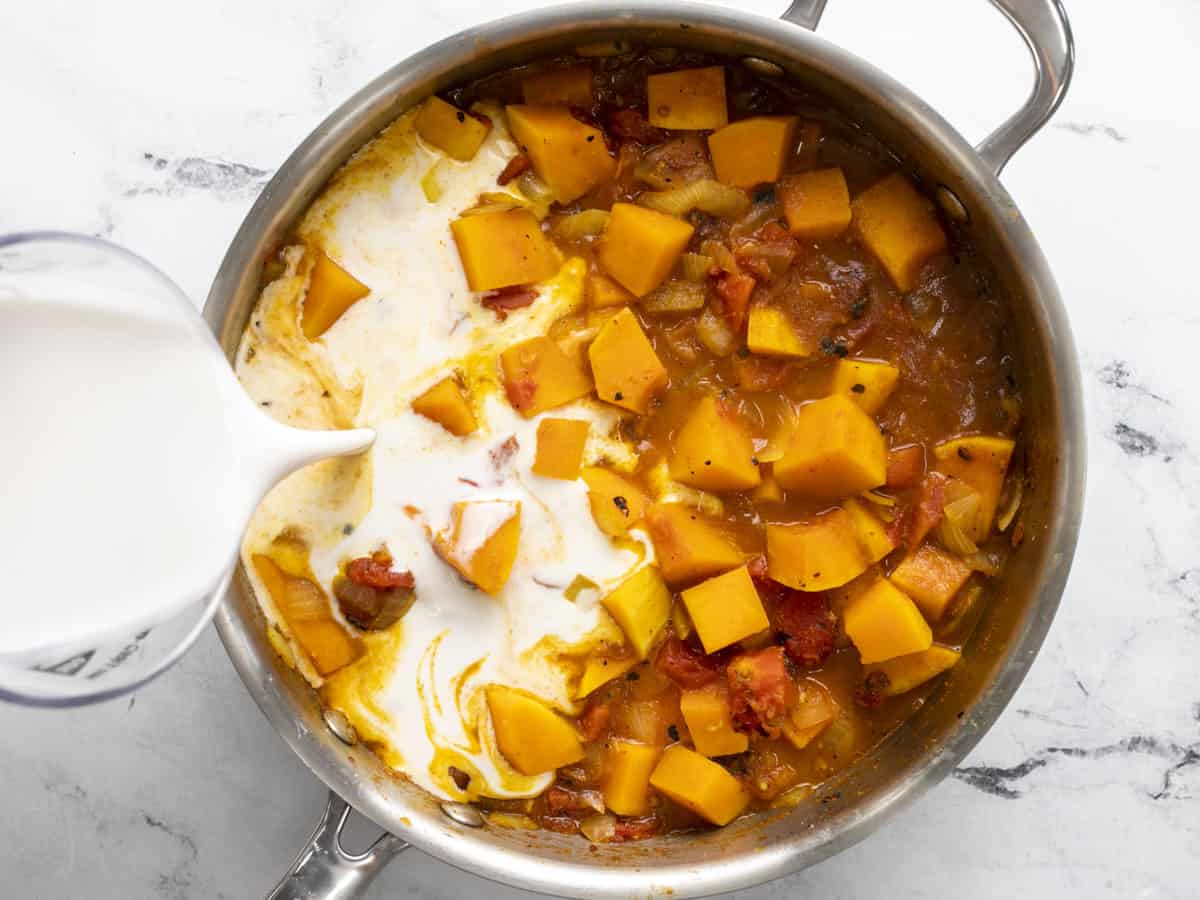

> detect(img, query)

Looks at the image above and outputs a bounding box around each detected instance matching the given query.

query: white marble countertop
[2,0,1197,897]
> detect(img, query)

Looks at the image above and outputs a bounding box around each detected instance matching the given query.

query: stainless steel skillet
[203,2,1083,897]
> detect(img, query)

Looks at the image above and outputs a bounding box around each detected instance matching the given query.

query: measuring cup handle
[780,0,1076,175]
[266,792,408,900]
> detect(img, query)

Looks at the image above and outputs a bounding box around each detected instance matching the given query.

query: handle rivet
[742,57,784,78]
[441,802,485,828]
[323,708,358,745]
[936,186,969,223]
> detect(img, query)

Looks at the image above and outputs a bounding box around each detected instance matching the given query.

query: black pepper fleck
[586,134,595,142]
[614,391,624,401]
[626,670,640,681]
[851,383,866,394]
[456,111,466,123]
[957,446,973,461]
[613,495,630,516]
[342,524,354,535]
[667,724,680,742]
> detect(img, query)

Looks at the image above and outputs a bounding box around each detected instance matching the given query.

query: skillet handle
[266,792,408,900]
[781,0,1075,176]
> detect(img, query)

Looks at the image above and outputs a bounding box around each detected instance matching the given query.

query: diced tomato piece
[497,154,531,186]
[607,109,667,144]
[713,271,756,332]
[733,222,799,280]
[770,590,836,669]
[579,700,611,742]
[481,285,539,320]
[888,471,947,550]
[540,814,580,834]
[886,444,926,489]
[727,646,796,736]
[654,636,723,689]
[612,816,662,842]
[345,554,415,590]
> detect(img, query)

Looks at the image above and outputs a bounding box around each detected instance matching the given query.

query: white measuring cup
[0,232,373,706]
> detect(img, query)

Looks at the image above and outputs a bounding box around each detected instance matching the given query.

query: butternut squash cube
[451,208,559,292]
[708,116,798,188]
[581,466,650,537]
[251,555,363,676]
[532,418,590,480]
[415,96,491,161]
[500,336,593,417]
[765,509,869,591]
[650,744,749,826]
[486,685,583,775]
[602,566,672,660]
[779,168,852,240]
[576,654,638,699]
[843,577,932,664]
[435,500,521,596]
[852,173,948,292]
[681,565,769,653]
[889,544,973,621]
[842,497,895,563]
[829,358,900,415]
[522,66,594,107]
[680,684,749,757]
[596,203,694,298]
[588,307,669,413]
[411,377,477,436]
[604,740,660,816]
[752,467,784,504]
[301,251,370,341]
[646,66,728,130]
[586,271,633,309]
[645,503,744,585]
[866,644,961,697]
[774,395,886,497]
[669,395,761,491]
[933,436,1015,541]
[747,305,813,358]
[506,104,616,204]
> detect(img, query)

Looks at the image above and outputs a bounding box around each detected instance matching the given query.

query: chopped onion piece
[860,489,896,507]
[642,280,706,314]
[937,516,979,557]
[996,477,1023,532]
[638,179,750,219]
[680,252,714,282]
[554,209,610,240]
[695,307,736,356]
[579,814,618,843]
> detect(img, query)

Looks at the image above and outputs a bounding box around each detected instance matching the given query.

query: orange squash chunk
[500,336,593,417]
[532,418,590,480]
[851,173,948,292]
[301,251,370,341]
[506,104,615,203]
[708,116,798,188]
[581,467,650,537]
[451,208,559,292]
[644,503,743,585]
[889,543,973,621]
[411,377,477,436]
[843,577,932,664]
[779,168,852,240]
[765,509,869,592]
[774,395,887,498]
[415,96,491,161]
[435,500,521,596]
[646,67,728,130]
[252,554,363,676]
[596,203,694,297]
[588,307,668,413]
[669,395,761,491]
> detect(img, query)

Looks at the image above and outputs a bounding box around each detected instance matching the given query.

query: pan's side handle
[780,0,1075,176]
[976,0,1074,175]
[266,792,408,900]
